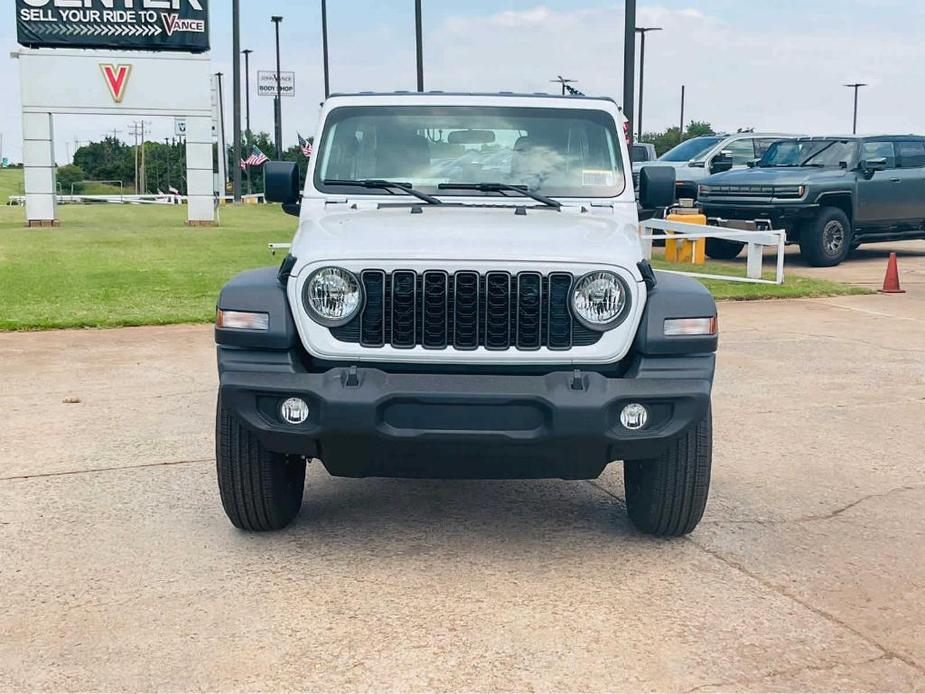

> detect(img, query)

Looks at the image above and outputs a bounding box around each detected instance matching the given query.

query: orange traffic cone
[878,252,905,294]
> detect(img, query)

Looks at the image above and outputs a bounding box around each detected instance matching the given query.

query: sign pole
[271,16,284,158]
[232,0,242,203]
[243,49,253,195]
[622,0,636,142]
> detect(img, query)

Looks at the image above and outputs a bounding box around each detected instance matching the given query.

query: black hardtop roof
[326,90,619,105]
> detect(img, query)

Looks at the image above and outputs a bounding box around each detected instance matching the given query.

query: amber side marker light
[216,309,270,331]
[663,316,717,337]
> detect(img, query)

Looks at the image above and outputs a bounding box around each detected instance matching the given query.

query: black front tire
[799,207,852,267]
[623,406,712,537]
[705,238,745,260]
[216,401,306,531]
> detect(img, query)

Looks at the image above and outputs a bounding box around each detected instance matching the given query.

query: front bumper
[700,199,818,233]
[218,349,714,479]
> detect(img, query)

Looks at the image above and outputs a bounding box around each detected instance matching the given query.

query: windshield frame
[310,103,627,200]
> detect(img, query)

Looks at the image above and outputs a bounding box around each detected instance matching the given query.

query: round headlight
[571,271,629,329]
[303,267,363,326]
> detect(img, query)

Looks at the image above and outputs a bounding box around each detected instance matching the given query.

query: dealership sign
[257,70,295,98]
[16,0,210,53]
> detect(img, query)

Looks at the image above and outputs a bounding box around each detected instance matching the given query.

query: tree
[56,164,86,194]
[640,121,716,156]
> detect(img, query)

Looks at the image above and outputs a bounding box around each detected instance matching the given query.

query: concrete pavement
[1,258,923,691]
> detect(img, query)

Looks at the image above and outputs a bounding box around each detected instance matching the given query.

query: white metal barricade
[639,218,787,285]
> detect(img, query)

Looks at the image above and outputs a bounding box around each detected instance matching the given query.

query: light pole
[550,75,578,96]
[622,0,636,141]
[679,84,686,143]
[242,48,253,194]
[635,26,662,141]
[844,83,867,134]
[414,0,424,92]
[321,0,330,98]
[271,15,284,158]
[231,0,242,203]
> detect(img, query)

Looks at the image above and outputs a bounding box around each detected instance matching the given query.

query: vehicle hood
[702,167,851,186]
[289,204,643,274]
[636,160,705,182]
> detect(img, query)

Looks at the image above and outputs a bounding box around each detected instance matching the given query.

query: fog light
[620,403,648,430]
[280,397,309,425]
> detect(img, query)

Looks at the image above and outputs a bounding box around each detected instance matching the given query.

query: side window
[860,142,896,168]
[897,141,925,168]
[723,138,757,165]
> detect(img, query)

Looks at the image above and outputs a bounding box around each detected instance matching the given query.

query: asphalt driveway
[1,253,923,691]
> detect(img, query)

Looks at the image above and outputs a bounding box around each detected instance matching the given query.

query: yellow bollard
[665,208,707,264]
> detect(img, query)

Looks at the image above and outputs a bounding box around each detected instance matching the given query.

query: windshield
[761,139,856,167]
[314,105,625,198]
[659,136,724,162]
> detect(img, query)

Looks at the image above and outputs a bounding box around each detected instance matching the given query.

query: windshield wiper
[437,182,561,209]
[323,179,443,205]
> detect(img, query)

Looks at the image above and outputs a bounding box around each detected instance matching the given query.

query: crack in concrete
[701,484,925,526]
[584,478,925,676]
[684,537,925,676]
[0,457,213,483]
[683,653,892,693]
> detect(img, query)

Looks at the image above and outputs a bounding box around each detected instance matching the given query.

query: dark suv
[697,135,925,266]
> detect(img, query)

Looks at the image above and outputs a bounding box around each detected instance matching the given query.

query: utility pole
[231,0,242,203]
[414,0,424,92]
[622,0,636,142]
[140,120,146,194]
[271,16,284,157]
[242,48,253,194]
[844,83,867,134]
[216,72,228,190]
[635,26,662,141]
[164,137,171,192]
[321,0,330,98]
[679,84,686,142]
[550,75,578,96]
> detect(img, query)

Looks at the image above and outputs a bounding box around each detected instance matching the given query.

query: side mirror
[710,151,734,174]
[264,161,301,215]
[639,166,676,210]
[746,158,759,168]
[861,157,887,175]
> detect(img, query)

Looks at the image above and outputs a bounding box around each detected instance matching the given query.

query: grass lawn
[0,168,24,199]
[651,257,871,301]
[0,204,291,330]
[0,203,868,331]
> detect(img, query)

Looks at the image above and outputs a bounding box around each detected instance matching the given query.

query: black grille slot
[422,271,449,348]
[547,273,573,350]
[484,272,512,350]
[453,271,479,349]
[391,270,417,348]
[360,270,386,346]
[330,270,600,351]
[515,272,542,349]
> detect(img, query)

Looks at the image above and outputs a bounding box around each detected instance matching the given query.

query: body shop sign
[17,0,210,53]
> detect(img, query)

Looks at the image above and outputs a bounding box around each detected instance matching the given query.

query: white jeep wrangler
[214,92,718,536]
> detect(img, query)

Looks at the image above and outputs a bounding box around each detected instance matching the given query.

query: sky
[2,0,924,163]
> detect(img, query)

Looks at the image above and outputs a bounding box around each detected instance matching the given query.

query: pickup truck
[213,92,719,536]
[638,132,798,201]
[698,135,925,265]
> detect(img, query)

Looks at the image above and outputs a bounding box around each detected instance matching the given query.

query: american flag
[298,132,313,158]
[244,146,269,167]
[239,158,247,171]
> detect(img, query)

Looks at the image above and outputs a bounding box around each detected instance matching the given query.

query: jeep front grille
[330,270,601,351]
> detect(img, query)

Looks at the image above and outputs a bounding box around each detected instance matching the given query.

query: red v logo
[99,64,132,103]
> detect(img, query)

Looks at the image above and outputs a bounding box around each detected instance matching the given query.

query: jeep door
[895,140,925,224]
[855,141,905,229]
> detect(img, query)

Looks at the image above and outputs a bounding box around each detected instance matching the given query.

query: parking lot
[1,244,923,692]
